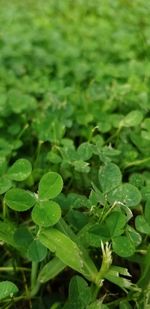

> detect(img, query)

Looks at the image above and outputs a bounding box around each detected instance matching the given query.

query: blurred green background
[0,0,150,166]
[0,0,150,110]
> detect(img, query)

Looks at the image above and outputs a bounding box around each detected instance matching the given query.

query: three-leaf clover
[5,171,63,227]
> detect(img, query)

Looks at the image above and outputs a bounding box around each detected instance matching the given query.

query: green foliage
[7,158,32,181]
[0,0,150,307]
[39,227,98,281]
[32,201,61,227]
[5,188,36,211]
[0,281,18,301]
[108,183,142,208]
[38,172,63,200]
[119,110,144,128]
[27,239,47,262]
[38,258,65,283]
[99,163,122,193]
[63,276,92,309]
[112,236,135,257]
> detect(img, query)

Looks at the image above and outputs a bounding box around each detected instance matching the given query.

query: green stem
[123,157,150,169]
[107,296,132,307]
[18,124,29,139]
[100,201,117,223]
[0,295,26,303]
[34,140,43,167]
[31,262,38,289]
[0,267,30,272]
[105,127,121,144]
[30,282,41,298]
[3,200,7,219]
[91,283,100,300]
[88,126,98,142]
[137,246,150,289]
[30,262,40,297]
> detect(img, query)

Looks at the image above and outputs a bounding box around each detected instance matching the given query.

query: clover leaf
[38,172,63,200]
[99,162,122,193]
[5,188,36,211]
[31,201,61,227]
[7,158,32,181]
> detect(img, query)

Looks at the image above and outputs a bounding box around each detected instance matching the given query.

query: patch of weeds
[0,0,150,308]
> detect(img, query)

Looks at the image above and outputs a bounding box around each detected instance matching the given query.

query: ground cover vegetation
[0,0,150,308]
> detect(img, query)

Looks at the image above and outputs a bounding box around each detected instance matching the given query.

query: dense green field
[0,1,150,308]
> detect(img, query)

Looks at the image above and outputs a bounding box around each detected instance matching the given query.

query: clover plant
[0,0,150,308]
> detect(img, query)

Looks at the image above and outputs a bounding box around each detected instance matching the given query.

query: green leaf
[88,223,111,247]
[64,276,92,309]
[0,221,17,248]
[105,266,132,291]
[97,120,111,133]
[39,228,84,273]
[129,173,145,188]
[8,89,36,113]
[66,210,88,230]
[141,186,150,201]
[38,172,63,200]
[106,211,127,237]
[32,201,61,227]
[87,301,108,309]
[27,239,47,262]
[5,188,36,211]
[0,157,7,176]
[38,257,65,283]
[119,110,143,128]
[0,281,19,300]
[73,160,90,173]
[119,300,132,309]
[144,200,150,224]
[141,118,150,131]
[89,186,105,206]
[135,215,150,235]
[99,163,122,193]
[77,143,93,161]
[0,138,13,156]
[39,228,98,280]
[112,236,135,257]
[47,151,62,164]
[0,176,12,194]
[141,130,150,141]
[34,118,65,143]
[126,225,142,247]
[108,183,142,208]
[14,226,33,251]
[7,158,32,181]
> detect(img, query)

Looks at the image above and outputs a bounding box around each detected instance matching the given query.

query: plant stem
[0,267,31,272]
[18,123,29,139]
[30,262,41,297]
[31,262,38,290]
[30,281,41,298]
[34,140,43,167]
[3,200,7,219]
[100,201,117,223]
[105,127,121,144]
[123,157,150,169]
